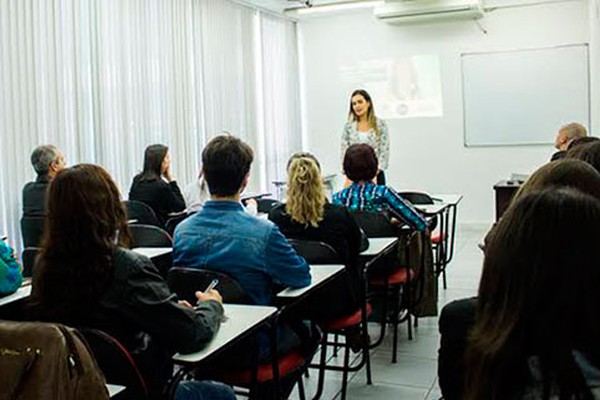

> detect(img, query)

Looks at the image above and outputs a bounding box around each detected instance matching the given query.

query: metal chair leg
[340,343,351,400]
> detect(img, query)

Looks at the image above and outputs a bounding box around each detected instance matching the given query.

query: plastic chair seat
[431,232,446,244]
[219,350,306,384]
[369,267,415,286]
[319,303,373,331]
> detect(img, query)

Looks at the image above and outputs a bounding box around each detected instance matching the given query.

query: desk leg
[269,318,281,400]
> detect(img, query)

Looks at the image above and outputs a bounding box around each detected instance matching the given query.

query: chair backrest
[397,191,434,205]
[130,224,173,248]
[79,328,149,400]
[257,198,281,214]
[0,321,109,400]
[21,247,40,277]
[167,267,251,305]
[287,239,341,264]
[123,201,161,227]
[164,213,190,236]
[350,210,399,238]
[20,216,45,248]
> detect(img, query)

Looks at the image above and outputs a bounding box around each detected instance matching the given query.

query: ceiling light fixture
[286,0,384,15]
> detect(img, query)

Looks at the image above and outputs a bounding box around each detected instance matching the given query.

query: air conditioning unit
[374,0,484,24]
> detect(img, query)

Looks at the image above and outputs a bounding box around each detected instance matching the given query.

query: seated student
[333,143,427,232]
[129,144,186,225]
[550,122,587,161]
[173,135,313,371]
[22,145,66,217]
[438,159,600,400]
[567,140,600,175]
[269,152,364,319]
[567,135,599,151]
[464,188,600,399]
[29,164,234,400]
[0,239,23,296]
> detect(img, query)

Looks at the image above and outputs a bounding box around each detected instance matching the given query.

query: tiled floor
[289,223,490,400]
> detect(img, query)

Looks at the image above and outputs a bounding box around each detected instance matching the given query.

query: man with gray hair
[551,122,588,161]
[22,145,66,217]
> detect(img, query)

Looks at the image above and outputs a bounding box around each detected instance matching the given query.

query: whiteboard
[462,44,589,147]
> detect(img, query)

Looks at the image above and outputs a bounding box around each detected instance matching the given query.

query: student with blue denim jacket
[173,135,314,383]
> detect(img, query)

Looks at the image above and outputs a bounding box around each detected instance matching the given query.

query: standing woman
[342,89,390,185]
[129,144,186,225]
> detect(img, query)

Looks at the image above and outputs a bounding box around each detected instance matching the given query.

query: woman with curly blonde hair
[269,152,365,319]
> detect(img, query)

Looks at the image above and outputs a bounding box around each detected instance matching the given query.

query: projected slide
[340,55,443,119]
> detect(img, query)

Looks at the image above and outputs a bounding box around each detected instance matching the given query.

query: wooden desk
[277,264,345,298]
[0,284,32,308]
[493,181,522,221]
[173,304,277,365]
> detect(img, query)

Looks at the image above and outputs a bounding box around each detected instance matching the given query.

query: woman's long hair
[348,89,380,137]
[465,188,600,400]
[30,164,132,325]
[285,153,326,228]
[133,144,168,182]
[513,159,600,203]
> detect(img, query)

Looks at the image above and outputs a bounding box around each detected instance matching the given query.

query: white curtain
[0,0,302,249]
[259,14,303,187]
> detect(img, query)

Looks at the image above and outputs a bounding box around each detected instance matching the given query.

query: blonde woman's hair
[285,155,326,228]
[348,89,380,137]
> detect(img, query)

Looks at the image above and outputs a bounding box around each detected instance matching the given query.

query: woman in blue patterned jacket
[333,143,427,232]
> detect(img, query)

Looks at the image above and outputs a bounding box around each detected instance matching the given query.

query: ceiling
[238,0,365,14]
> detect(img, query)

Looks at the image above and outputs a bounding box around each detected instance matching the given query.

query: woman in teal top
[341,89,390,185]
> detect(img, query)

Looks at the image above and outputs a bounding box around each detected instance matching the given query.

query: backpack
[0,321,110,400]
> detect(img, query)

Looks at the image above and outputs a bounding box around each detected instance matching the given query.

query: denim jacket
[173,200,311,305]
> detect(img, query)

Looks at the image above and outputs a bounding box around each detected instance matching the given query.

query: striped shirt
[333,182,427,232]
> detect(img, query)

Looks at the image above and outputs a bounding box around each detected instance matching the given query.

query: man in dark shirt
[551,122,587,161]
[22,145,66,217]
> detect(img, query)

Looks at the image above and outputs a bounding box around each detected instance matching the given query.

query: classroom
[1,0,599,399]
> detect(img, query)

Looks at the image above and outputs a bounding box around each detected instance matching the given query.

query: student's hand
[196,289,223,304]
[163,165,174,182]
[178,300,193,309]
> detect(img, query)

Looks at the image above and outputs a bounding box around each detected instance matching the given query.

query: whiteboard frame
[461,43,590,148]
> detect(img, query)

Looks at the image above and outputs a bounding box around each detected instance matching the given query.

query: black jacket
[32,247,224,397]
[268,203,362,266]
[129,178,186,224]
[438,297,477,400]
[269,203,364,319]
[22,175,50,217]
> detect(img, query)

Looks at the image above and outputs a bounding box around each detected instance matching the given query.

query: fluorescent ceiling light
[288,1,384,15]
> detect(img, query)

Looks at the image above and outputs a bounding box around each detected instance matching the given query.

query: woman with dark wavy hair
[30,164,233,400]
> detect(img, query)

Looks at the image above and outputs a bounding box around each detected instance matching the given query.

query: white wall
[299,1,590,223]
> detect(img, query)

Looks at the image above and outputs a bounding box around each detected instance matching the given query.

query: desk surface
[106,384,126,397]
[172,304,277,365]
[0,284,32,307]
[416,203,449,215]
[431,194,463,206]
[360,237,397,257]
[132,247,172,259]
[277,264,344,298]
